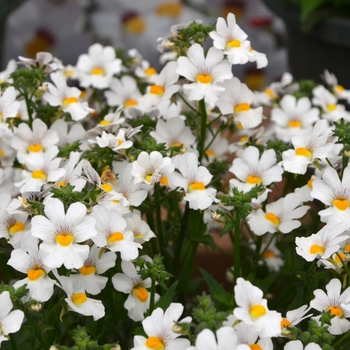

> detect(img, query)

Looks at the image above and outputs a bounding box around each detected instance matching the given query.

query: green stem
[198,98,207,162]
[341,155,349,179]
[333,328,350,349]
[9,334,18,350]
[149,276,156,314]
[233,214,241,284]
[177,93,197,113]
[154,183,167,264]
[23,309,47,349]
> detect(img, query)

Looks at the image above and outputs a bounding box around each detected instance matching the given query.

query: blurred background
[0,0,289,91]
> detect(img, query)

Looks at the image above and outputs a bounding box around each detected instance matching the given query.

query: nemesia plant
[1,11,350,350]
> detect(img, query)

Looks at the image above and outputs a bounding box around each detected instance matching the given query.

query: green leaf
[220,220,235,237]
[154,281,178,311]
[199,268,234,311]
[300,0,327,21]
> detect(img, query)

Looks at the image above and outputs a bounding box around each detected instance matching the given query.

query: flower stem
[9,334,18,350]
[198,98,207,162]
[233,214,241,284]
[149,275,156,314]
[23,308,47,349]
[154,183,167,265]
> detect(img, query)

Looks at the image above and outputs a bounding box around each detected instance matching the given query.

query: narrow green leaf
[154,281,178,311]
[300,0,327,21]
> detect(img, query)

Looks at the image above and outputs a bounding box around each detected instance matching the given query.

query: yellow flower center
[196,74,212,84]
[240,136,248,142]
[145,337,165,350]
[155,3,183,17]
[145,67,157,76]
[327,103,337,111]
[249,344,262,350]
[32,170,47,181]
[265,212,280,226]
[27,268,45,281]
[288,120,302,128]
[226,39,241,48]
[234,102,251,113]
[333,197,349,211]
[28,144,43,153]
[99,120,111,126]
[56,232,74,246]
[0,150,4,157]
[9,222,25,235]
[264,88,276,99]
[281,318,291,328]
[124,99,138,107]
[133,286,149,302]
[263,250,275,259]
[64,69,74,78]
[57,181,67,188]
[336,84,345,92]
[124,15,146,35]
[249,304,266,319]
[108,231,124,244]
[246,175,261,185]
[91,67,105,75]
[80,265,96,276]
[63,97,79,106]
[71,293,88,306]
[100,183,113,192]
[150,85,165,96]
[160,176,169,186]
[205,149,215,157]
[334,253,346,264]
[307,178,314,188]
[295,147,313,158]
[345,244,350,252]
[189,182,205,191]
[310,244,325,255]
[328,305,343,318]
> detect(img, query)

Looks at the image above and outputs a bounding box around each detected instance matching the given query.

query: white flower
[271,94,320,142]
[322,69,350,102]
[112,260,159,321]
[15,146,66,193]
[217,77,264,129]
[131,303,191,350]
[234,277,282,338]
[131,151,175,185]
[50,119,87,148]
[209,12,251,65]
[0,59,16,84]
[43,71,94,121]
[295,222,348,262]
[0,86,20,125]
[187,327,237,350]
[311,165,350,226]
[31,198,97,269]
[72,244,116,295]
[8,234,56,302]
[0,291,24,346]
[171,152,219,210]
[91,205,142,260]
[95,129,133,152]
[281,119,334,175]
[76,43,122,89]
[54,271,105,321]
[281,304,313,329]
[176,43,233,104]
[247,193,309,236]
[284,340,321,350]
[125,211,156,243]
[311,278,350,335]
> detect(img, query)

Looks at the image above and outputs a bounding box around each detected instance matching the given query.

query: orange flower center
[310,244,325,255]
[63,97,79,106]
[226,39,241,49]
[71,293,87,306]
[265,212,280,226]
[9,222,25,235]
[32,170,47,181]
[295,147,312,158]
[108,232,124,244]
[196,74,212,84]
[91,67,105,75]
[56,232,74,246]
[28,144,43,152]
[235,102,251,113]
[28,268,45,281]
[150,85,165,95]
[145,337,165,350]
[328,305,343,317]
[189,182,205,191]
[133,286,149,302]
[249,305,266,319]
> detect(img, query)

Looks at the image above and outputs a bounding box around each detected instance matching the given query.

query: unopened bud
[49,346,59,350]
[211,211,226,224]
[30,303,42,312]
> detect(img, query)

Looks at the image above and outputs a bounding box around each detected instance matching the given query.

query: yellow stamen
[310,244,325,255]
[99,120,111,126]
[100,183,113,192]
[28,144,43,153]
[145,67,157,76]
[264,88,276,99]
[133,286,149,302]
[328,305,343,317]
[295,147,312,157]
[64,70,74,78]
[249,344,262,350]
[124,15,146,35]
[9,222,25,235]
[189,182,205,191]
[265,212,280,226]
[171,142,182,148]
[146,175,153,183]
[124,99,138,107]
[333,198,349,211]
[327,104,337,111]
[57,181,67,188]
[249,304,266,318]
[108,232,124,244]
[307,179,314,188]
[80,265,96,276]
[196,74,212,84]
[91,67,105,75]
[281,318,291,328]
[263,250,275,259]
[28,269,45,281]
[235,102,251,113]
[160,176,168,186]
[145,337,165,350]
[150,85,165,96]
[63,97,78,106]
[288,120,302,128]
[246,175,261,185]
[71,293,88,306]
[334,253,346,264]
[240,136,248,142]
[155,3,183,17]
[345,244,350,252]
[56,233,74,246]
[0,150,4,157]
[226,39,241,48]
[32,170,47,181]
[336,84,345,92]
[205,150,215,157]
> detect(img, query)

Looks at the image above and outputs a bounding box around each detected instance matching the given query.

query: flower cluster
[0,11,350,350]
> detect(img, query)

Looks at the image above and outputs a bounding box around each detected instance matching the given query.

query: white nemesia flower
[284,340,321,350]
[125,211,156,243]
[131,303,191,350]
[234,277,282,338]
[0,291,24,346]
[31,198,97,269]
[322,69,350,102]
[0,86,20,127]
[176,43,233,104]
